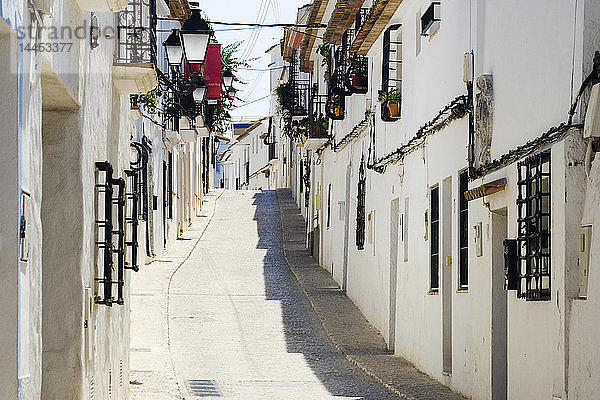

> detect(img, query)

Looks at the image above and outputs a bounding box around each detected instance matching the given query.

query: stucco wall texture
[286,0,600,399]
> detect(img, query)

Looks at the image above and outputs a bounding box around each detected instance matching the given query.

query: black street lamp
[222,68,235,90]
[193,79,208,103]
[163,29,184,67]
[180,9,213,65]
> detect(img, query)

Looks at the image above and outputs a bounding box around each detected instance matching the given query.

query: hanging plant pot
[351,74,368,91]
[387,101,401,119]
[294,105,307,116]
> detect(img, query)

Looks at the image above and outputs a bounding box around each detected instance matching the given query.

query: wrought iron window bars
[124,141,149,272]
[95,162,125,306]
[516,151,551,301]
[116,0,157,65]
[356,156,366,250]
[381,24,402,121]
[309,84,330,139]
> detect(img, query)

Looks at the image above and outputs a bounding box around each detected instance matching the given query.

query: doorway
[389,198,400,351]
[491,208,508,400]
[342,165,352,291]
[441,177,453,374]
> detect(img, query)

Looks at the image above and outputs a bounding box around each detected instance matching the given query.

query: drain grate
[186,380,222,397]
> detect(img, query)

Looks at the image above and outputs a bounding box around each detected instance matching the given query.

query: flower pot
[387,101,400,118]
[314,126,327,136]
[351,74,367,89]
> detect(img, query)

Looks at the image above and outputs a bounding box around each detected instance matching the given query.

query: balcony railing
[116,0,156,65]
[309,86,329,139]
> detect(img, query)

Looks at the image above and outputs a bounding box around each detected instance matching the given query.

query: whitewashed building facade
[280,0,600,399]
[0,0,216,398]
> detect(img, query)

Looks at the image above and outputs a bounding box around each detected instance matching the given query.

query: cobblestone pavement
[277,189,466,400]
[130,189,466,400]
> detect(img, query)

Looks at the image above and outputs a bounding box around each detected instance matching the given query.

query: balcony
[305,88,329,150]
[112,0,158,95]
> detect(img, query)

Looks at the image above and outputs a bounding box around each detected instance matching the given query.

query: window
[517,151,551,301]
[300,160,304,193]
[415,11,422,55]
[356,157,366,250]
[458,170,469,289]
[403,198,409,262]
[327,184,332,229]
[421,1,441,36]
[381,24,402,121]
[430,186,440,291]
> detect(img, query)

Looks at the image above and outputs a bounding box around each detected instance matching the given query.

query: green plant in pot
[328,93,344,118]
[347,54,367,89]
[310,114,328,136]
[378,88,401,119]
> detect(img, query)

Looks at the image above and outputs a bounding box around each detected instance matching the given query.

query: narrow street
[129,190,463,400]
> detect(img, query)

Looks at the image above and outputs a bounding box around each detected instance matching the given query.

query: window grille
[290,50,310,117]
[304,159,311,208]
[517,151,551,301]
[430,186,440,291]
[116,0,156,65]
[300,159,304,193]
[95,162,125,306]
[356,156,366,250]
[309,84,330,138]
[381,24,402,121]
[459,170,469,289]
[327,184,332,229]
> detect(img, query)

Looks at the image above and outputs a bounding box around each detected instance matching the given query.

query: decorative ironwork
[304,158,311,208]
[356,156,366,250]
[516,151,551,301]
[430,186,440,291]
[354,8,370,33]
[94,162,125,306]
[116,0,157,65]
[381,24,402,121]
[309,84,329,139]
[290,50,310,116]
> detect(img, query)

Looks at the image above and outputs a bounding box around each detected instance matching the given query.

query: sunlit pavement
[130,190,400,399]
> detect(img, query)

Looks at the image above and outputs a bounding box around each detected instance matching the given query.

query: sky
[200,0,309,121]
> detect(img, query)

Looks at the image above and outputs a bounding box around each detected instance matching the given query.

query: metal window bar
[124,169,140,272]
[430,186,440,290]
[309,85,330,138]
[290,51,310,116]
[304,159,311,208]
[381,24,402,121]
[356,156,366,250]
[354,8,370,32]
[131,141,149,221]
[517,151,551,301]
[116,0,157,65]
[167,152,173,219]
[459,170,469,289]
[95,162,114,306]
[112,177,126,305]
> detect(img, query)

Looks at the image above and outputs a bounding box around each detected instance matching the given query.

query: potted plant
[327,93,344,119]
[275,82,293,113]
[378,88,401,118]
[347,54,367,90]
[310,114,329,136]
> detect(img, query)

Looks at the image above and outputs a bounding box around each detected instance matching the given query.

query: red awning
[183,43,222,102]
